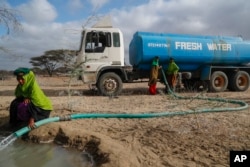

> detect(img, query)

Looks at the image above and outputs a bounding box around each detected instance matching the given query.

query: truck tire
[209,71,228,92]
[228,71,250,91]
[97,72,123,96]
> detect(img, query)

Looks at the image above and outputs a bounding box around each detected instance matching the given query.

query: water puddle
[0,134,93,167]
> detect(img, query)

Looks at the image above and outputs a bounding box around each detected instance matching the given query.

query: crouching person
[9,68,53,129]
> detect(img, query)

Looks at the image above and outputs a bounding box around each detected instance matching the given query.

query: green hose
[13,68,248,138]
[15,117,60,137]
[160,68,248,112]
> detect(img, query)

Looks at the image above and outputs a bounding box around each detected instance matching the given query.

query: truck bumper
[81,72,96,84]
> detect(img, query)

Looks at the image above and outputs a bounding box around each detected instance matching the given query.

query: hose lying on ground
[12,68,249,138]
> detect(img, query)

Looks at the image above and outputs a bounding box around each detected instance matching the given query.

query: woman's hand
[28,117,36,129]
[24,98,30,104]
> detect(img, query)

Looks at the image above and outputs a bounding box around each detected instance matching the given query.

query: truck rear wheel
[228,71,250,91]
[209,71,228,92]
[97,72,123,96]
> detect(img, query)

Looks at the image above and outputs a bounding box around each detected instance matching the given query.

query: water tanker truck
[76,25,250,96]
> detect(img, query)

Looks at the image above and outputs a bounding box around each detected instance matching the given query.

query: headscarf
[13,67,30,76]
[152,56,159,66]
[14,68,53,111]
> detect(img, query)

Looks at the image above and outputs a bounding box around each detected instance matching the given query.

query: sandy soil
[0,76,249,167]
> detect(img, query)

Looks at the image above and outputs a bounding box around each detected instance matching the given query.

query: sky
[0,0,250,70]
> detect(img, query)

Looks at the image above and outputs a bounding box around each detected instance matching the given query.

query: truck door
[80,31,112,83]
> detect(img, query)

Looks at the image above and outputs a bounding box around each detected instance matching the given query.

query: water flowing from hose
[0,134,17,150]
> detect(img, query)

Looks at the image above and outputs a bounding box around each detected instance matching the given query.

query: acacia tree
[30,49,77,76]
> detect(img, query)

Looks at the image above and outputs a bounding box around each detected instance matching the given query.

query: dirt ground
[0,76,249,167]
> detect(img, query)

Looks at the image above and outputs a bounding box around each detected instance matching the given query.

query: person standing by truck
[166,57,179,92]
[148,56,161,95]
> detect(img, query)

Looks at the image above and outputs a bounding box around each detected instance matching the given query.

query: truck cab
[76,27,126,96]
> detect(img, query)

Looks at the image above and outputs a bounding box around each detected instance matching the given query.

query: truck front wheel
[97,72,123,96]
[209,71,228,92]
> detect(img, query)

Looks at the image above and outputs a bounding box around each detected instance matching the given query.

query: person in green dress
[166,57,179,92]
[9,68,53,129]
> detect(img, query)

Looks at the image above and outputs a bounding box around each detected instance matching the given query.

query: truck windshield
[85,31,108,53]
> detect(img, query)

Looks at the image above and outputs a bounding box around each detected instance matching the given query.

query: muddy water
[0,135,92,167]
